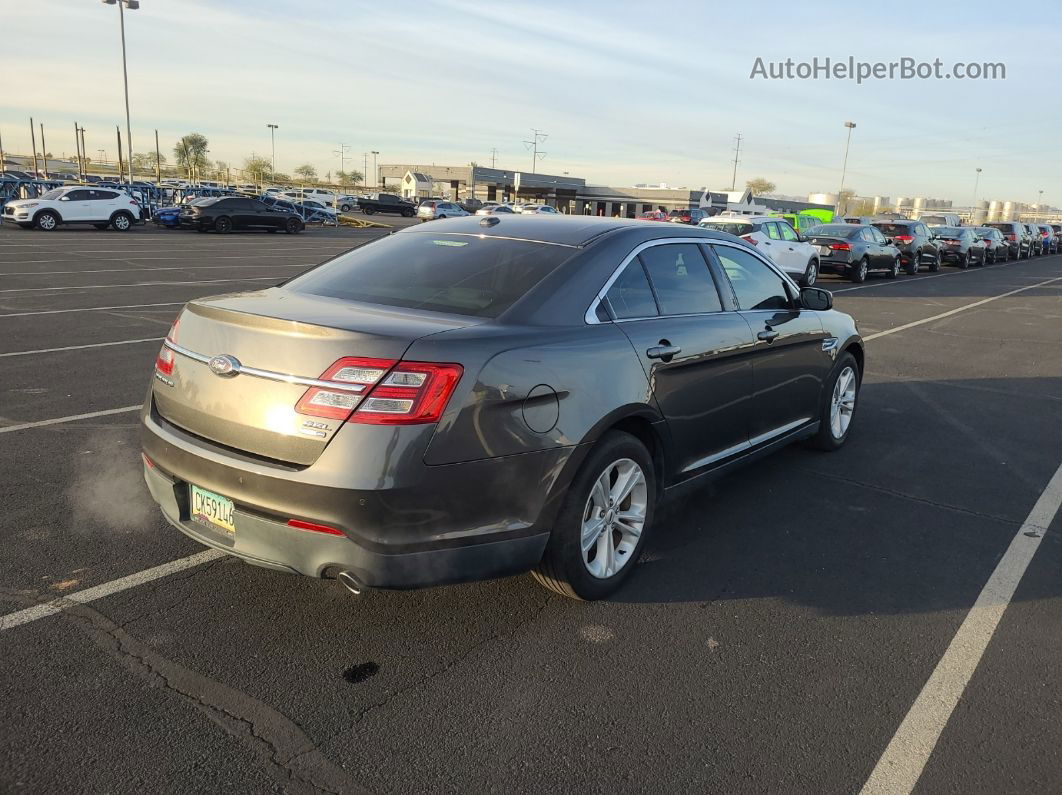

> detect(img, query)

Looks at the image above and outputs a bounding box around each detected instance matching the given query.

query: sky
[3,0,1061,206]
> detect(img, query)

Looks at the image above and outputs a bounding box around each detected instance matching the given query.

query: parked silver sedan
[416,200,470,221]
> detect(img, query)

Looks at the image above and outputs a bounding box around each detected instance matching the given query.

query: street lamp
[101,0,138,182]
[836,121,856,216]
[371,150,379,190]
[266,124,278,181]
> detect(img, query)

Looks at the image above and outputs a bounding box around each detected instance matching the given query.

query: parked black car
[983,221,1032,259]
[1051,224,1062,251]
[179,196,305,234]
[358,193,416,217]
[807,223,901,282]
[974,227,1011,263]
[1024,224,1045,256]
[140,216,863,600]
[871,219,941,274]
[929,226,986,268]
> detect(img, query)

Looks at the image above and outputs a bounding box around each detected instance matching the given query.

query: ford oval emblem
[208,354,240,377]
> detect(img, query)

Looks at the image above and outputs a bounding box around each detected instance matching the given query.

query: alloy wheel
[580,458,647,579]
[830,366,857,440]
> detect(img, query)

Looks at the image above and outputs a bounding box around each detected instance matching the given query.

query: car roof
[397,214,737,247]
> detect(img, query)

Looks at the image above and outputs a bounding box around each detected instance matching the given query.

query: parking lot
[1,222,1060,793]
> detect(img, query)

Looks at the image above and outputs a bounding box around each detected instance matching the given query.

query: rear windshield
[873,223,913,235]
[286,233,576,318]
[984,222,1012,230]
[933,227,963,237]
[700,221,754,236]
[810,224,859,237]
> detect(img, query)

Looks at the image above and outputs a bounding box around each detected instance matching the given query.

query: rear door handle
[757,329,780,343]
[646,345,681,359]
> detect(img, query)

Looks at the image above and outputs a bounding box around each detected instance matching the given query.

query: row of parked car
[692,214,1061,285]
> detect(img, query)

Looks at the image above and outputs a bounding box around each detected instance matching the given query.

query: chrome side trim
[680,416,812,473]
[584,236,801,325]
[164,340,367,393]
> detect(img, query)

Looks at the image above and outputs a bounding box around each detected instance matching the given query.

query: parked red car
[637,209,669,222]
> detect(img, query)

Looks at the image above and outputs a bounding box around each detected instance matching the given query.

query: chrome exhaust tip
[337,571,365,596]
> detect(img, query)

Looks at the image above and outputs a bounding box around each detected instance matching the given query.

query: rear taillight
[741,235,758,245]
[1006,234,1016,241]
[893,234,913,244]
[295,358,463,425]
[829,242,851,251]
[155,316,180,376]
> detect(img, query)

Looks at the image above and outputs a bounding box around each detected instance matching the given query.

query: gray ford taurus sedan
[141,215,863,600]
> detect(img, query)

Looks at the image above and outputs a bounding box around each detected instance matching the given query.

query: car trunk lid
[153,288,477,466]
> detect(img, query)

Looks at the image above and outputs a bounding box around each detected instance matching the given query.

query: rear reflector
[141,452,155,469]
[295,358,463,424]
[287,518,345,536]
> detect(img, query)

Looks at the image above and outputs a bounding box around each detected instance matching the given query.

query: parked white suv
[699,214,820,285]
[416,200,470,221]
[2,186,142,231]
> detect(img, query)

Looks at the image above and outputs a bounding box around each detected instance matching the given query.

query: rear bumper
[140,402,573,589]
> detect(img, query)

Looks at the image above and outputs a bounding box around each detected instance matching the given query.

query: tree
[132,151,166,171]
[243,154,273,183]
[745,177,776,196]
[294,163,317,182]
[173,133,209,178]
[336,169,364,186]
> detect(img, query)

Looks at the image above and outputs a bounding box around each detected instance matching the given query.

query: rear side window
[765,222,782,240]
[288,233,576,318]
[712,246,791,311]
[606,262,658,319]
[639,243,722,315]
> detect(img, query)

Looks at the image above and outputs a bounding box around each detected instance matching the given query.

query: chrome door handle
[757,329,780,343]
[646,345,681,359]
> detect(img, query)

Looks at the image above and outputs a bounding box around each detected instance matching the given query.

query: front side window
[639,244,722,315]
[606,261,658,319]
[713,246,791,311]
[779,223,798,242]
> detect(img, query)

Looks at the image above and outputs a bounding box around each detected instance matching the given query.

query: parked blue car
[152,205,183,227]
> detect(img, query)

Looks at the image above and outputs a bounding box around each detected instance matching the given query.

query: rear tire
[284,217,301,234]
[905,252,919,275]
[928,251,941,272]
[402,209,414,218]
[531,431,656,601]
[849,257,869,283]
[803,259,818,287]
[958,252,969,269]
[886,258,900,279]
[363,206,375,215]
[214,216,232,234]
[35,210,59,231]
[807,352,860,451]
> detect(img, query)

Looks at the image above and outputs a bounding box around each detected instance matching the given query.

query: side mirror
[800,287,833,311]
[60,195,70,201]
[796,234,807,242]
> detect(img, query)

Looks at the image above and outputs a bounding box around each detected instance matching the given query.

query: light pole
[371,150,379,190]
[1038,189,1044,210]
[836,121,856,216]
[102,0,138,182]
[972,167,982,222]
[267,124,278,181]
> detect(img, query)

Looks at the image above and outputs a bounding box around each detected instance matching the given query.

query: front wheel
[928,251,941,272]
[35,210,59,231]
[402,209,414,217]
[905,252,919,275]
[532,431,655,600]
[214,216,232,234]
[849,257,869,283]
[284,217,301,234]
[958,252,969,269]
[111,212,133,231]
[363,206,375,215]
[807,352,860,451]
[886,258,900,279]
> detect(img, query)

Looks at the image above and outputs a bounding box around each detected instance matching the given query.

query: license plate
[190,484,236,535]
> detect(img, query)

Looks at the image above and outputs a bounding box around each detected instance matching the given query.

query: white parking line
[0,302,183,318]
[0,276,284,294]
[864,276,1062,341]
[0,405,141,434]
[860,459,1062,794]
[0,337,162,358]
[0,550,226,631]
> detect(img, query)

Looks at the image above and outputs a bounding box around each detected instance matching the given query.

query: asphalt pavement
[1,220,1060,794]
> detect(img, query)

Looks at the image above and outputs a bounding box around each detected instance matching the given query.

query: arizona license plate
[190,484,235,535]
